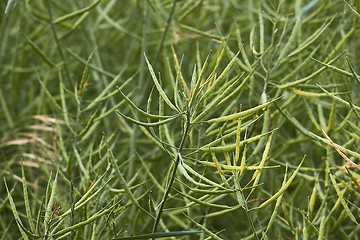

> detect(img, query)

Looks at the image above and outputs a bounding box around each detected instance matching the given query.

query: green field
[0,0,359,239]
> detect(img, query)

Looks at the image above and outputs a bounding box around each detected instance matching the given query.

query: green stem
[154,0,177,65]
[152,113,190,234]
[46,0,72,84]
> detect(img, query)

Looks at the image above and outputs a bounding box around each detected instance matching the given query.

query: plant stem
[152,113,190,234]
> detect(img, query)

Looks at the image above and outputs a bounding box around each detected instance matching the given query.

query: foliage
[0,0,359,239]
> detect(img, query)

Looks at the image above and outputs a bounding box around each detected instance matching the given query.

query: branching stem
[152,112,190,234]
